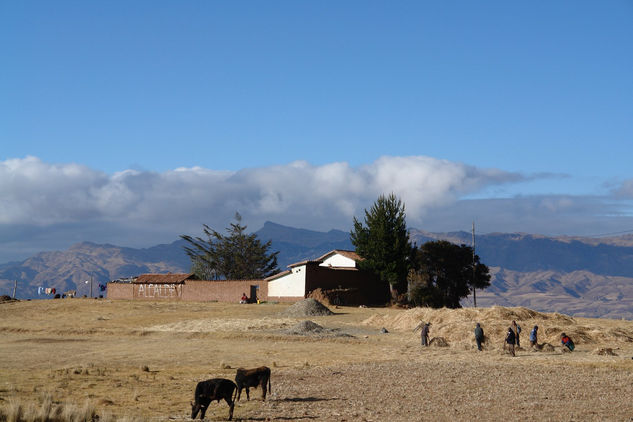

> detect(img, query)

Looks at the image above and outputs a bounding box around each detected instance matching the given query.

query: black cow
[234,366,271,401]
[190,378,237,420]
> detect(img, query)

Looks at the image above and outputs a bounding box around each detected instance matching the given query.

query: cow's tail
[268,373,272,394]
[232,381,238,403]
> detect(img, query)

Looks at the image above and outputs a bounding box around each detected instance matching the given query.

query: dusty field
[1,299,633,421]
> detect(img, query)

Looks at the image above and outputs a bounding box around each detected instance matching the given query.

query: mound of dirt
[307,289,332,306]
[594,348,618,356]
[283,320,354,338]
[280,298,334,317]
[286,320,325,334]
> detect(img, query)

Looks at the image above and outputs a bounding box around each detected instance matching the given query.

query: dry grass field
[1,298,633,421]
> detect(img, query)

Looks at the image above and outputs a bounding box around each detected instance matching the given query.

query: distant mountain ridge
[409,230,633,276]
[1,222,632,319]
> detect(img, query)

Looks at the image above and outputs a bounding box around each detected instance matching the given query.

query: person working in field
[474,323,484,351]
[512,320,522,348]
[413,321,430,347]
[561,333,575,351]
[529,325,539,347]
[504,327,516,357]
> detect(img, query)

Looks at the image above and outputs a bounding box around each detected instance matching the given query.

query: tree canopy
[181,213,279,280]
[350,193,414,298]
[408,240,490,308]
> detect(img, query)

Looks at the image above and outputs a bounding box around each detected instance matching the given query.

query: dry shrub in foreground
[0,395,100,422]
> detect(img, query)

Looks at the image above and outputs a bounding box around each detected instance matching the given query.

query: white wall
[268,265,306,297]
[320,254,356,268]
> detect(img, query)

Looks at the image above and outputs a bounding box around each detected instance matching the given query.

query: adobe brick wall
[182,280,268,303]
[106,283,133,300]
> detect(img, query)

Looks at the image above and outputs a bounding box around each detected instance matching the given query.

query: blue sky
[1,1,633,263]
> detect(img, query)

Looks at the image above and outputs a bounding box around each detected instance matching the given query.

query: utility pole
[90,275,93,298]
[12,280,17,299]
[472,221,477,308]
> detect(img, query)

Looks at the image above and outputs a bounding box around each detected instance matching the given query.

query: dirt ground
[1,299,632,421]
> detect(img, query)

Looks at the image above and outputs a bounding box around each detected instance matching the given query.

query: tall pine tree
[350,194,414,299]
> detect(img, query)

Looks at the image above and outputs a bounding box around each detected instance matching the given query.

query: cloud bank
[1,156,632,263]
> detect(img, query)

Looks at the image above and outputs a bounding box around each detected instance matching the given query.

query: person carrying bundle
[413,321,430,347]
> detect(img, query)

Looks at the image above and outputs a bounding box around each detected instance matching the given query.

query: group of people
[415,319,575,355]
[502,321,574,356]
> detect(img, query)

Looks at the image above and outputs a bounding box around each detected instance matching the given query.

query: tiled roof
[134,273,195,284]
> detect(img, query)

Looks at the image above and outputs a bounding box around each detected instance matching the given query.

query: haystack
[361,305,633,349]
[429,337,449,347]
[280,298,334,317]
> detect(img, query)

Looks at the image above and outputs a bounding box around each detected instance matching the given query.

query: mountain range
[1,221,632,319]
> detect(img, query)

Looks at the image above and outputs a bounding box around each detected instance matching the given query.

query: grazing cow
[234,366,271,401]
[190,378,237,420]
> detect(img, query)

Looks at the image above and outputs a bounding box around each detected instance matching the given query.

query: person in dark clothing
[505,327,516,357]
[414,321,430,346]
[512,320,521,347]
[474,323,484,351]
[421,323,430,346]
[529,325,539,347]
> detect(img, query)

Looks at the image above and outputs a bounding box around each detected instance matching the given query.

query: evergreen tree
[181,213,279,280]
[408,240,490,308]
[350,193,414,299]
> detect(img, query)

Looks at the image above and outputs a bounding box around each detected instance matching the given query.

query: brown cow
[234,366,271,401]
[190,378,237,420]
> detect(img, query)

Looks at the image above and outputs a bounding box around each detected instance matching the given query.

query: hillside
[1,222,632,318]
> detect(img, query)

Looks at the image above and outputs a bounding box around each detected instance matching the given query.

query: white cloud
[1,155,631,262]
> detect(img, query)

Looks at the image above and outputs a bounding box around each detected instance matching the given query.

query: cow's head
[191,400,206,419]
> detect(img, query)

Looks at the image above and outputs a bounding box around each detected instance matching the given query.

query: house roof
[266,250,363,282]
[265,269,292,281]
[134,273,195,284]
[280,250,362,270]
[315,249,362,262]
